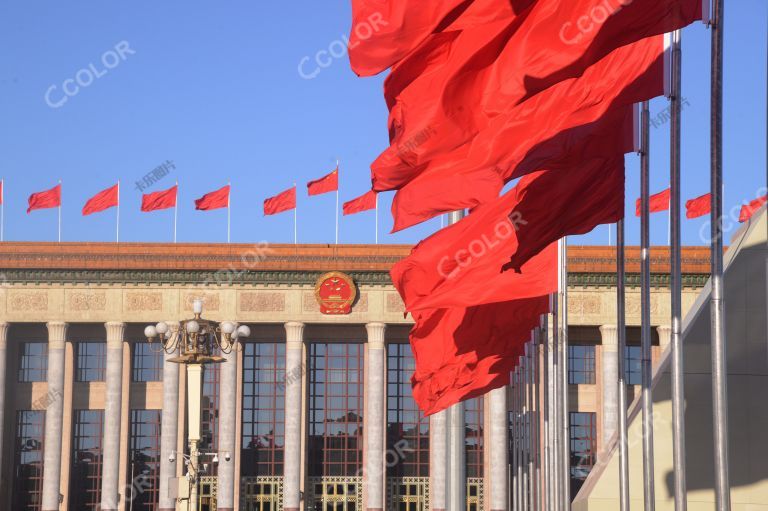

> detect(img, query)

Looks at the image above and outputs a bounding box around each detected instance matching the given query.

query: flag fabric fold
[27,184,62,213]
[343,190,377,215]
[307,169,339,196]
[635,188,671,217]
[141,185,178,212]
[264,187,297,216]
[82,184,119,216]
[685,193,711,219]
[739,195,767,223]
[195,185,230,211]
[410,295,549,415]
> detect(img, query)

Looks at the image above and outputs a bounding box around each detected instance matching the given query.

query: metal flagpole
[709,0,731,508]
[527,342,537,511]
[58,179,62,243]
[116,180,120,243]
[541,316,552,511]
[640,100,657,511]
[560,237,570,510]
[616,219,630,511]
[335,161,340,245]
[512,370,519,511]
[375,194,379,244]
[551,292,561,511]
[669,28,688,511]
[534,332,543,511]
[227,180,231,244]
[522,357,529,511]
[294,183,298,245]
[1,178,4,242]
[173,181,178,244]
[446,209,465,511]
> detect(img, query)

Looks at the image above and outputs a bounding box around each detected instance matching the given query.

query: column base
[284,508,300,511]
[217,508,234,511]
[367,508,384,511]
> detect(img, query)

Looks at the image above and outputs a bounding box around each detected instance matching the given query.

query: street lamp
[144,299,249,511]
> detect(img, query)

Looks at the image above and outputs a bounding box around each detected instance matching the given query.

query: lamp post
[144,299,249,511]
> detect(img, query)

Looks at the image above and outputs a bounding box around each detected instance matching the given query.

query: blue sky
[0,1,765,247]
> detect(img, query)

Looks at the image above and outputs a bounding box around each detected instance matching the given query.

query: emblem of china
[315,271,357,315]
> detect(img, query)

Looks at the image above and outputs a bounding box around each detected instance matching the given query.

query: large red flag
[375,34,664,196]
[82,184,119,216]
[264,187,296,215]
[195,185,230,211]
[635,188,671,217]
[27,184,61,213]
[410,296,548,415]
[307,169,338,196]
[141,185,178,212]
[348,0,521,77]
[343,190,377,215]
[739,196,767,223]
[685,193,711,219]
[374,0,700,191]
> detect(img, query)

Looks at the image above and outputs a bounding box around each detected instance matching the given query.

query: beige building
[0,242,709,511]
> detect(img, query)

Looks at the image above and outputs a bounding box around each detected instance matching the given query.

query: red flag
[374,0,700,191]
[375,35,664,195]
[195,185,230,211]
[685,193,711,219]
[739,196,767,223]
[343,190,377,215]
[635,188,670,217]
[141,185,178,212]
[348,0,520,77]
[264,187,296,215]
[82,184,119,216]
[27,184,61,213]
[410,296,548,415]
[307,169,338,196]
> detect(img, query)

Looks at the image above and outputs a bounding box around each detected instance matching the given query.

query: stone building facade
[0,242,709,511]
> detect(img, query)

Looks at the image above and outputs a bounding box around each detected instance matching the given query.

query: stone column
[42,321,67,511]
[159,322,181,511]
[284,322,305,511]
[217,339,238,511]
[488,387,509,511]
[657,324,672,353]
[365,323,386,511]
[0,322,8,493]
[599,325,619,455]
[430,411,448,511]
[101,322,126,511]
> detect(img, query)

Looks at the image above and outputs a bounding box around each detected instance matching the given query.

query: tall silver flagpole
[541,316,552,511]
[560,238,571,510]
[447,210,466,511]
[534,332,543,511]
[173,181,178,244]
[522,356,529,511]
[551,292,562,511]
[709,0,731,509]
[116,180,120,243]
[1,178,5,242]
[335,161,340,245]
[512,369,519,511]
[616,219,630,511]
[669,28,688,511]
[528,342,537,511]
[640,100,657,511]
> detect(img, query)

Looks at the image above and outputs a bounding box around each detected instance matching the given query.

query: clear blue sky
[0,1,765,246]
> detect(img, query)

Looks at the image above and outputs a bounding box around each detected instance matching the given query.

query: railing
[199,475,218,511]
[466,478,484,511]
[306,476,363,511]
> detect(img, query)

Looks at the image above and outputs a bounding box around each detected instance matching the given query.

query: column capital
[46,321,68,349]
[105,322,126,348]
[0,322,9,349]
[656,325,672,350]
[366,322,386,349]
[284,322,305,350]
[599,324,619,351]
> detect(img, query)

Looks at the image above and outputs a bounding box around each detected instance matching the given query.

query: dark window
[12,411,45,511]
[624,346,642,385]
[75,342,106,382]
[569,412,597,497]
[133,341,164,382]
[568,345,596,385]
[18,343,48,382]
[386,343,429,477]
[466,397,484,478]
[201,349,221,451]
[308,343,364,477]
[70,410,105,511]
[242,343,286,476]
[128,410,162,511]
